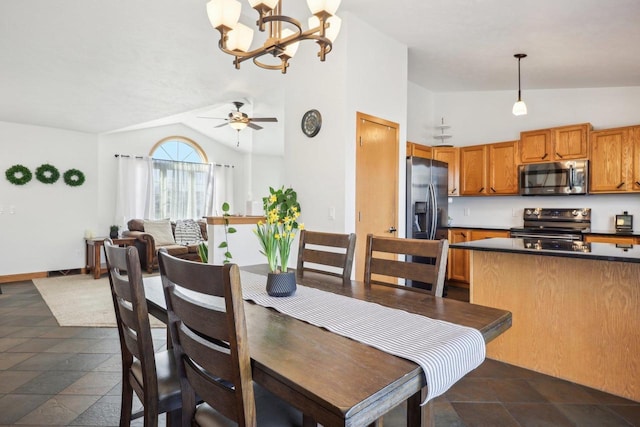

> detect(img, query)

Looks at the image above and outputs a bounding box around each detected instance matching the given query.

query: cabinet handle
[617,182,625,189]
[636,181,640,186]
[490,187,497,193]
[541,153,548,160]
[461,233,467,238]
[555,152,563,159]
[450,188,457,194]
[478,187,485,193]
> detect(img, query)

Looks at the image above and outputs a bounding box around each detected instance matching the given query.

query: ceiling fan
[199,101,278,131]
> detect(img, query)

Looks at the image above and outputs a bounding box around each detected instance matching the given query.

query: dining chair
[157,250,303,427]
[296,229,357,281]
[103,240,182,427]
[363,234,449,297]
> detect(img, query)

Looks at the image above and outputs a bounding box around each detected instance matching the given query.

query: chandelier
[206,0,342,74]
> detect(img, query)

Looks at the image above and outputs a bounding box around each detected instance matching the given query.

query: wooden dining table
[143,266,511,427]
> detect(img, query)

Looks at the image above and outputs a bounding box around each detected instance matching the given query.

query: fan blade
[250,117,278,122]
[214,122,229,128]
[197,116,227,120]
[247,123,263,130]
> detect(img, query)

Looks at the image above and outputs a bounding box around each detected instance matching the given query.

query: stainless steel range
[510,208,591,241]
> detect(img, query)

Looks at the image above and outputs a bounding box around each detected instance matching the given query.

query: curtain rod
[114,154,234,168]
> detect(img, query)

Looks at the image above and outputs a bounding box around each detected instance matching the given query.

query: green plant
[254,186,303,273]
[218,202,236,264]
[197,241,208,263]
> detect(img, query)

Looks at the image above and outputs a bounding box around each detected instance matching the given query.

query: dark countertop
[447,225,511,231]
[450,237,640,263]
[448,225,640,237]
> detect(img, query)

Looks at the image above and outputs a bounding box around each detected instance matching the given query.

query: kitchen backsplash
[448,193,640,232]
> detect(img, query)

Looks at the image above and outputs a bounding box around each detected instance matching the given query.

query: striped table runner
[240,271,485,404]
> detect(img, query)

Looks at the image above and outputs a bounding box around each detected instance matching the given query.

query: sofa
[123,218,207,273]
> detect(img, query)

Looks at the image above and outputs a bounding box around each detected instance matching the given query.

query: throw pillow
[174,219,204,245]
[143,219,175,246]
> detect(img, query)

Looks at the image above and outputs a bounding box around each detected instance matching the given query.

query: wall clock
[301,109,322,137]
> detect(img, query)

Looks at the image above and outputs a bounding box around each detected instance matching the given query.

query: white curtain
[213,164,235,215]
[151,159,216,220]
[114,156,153,226]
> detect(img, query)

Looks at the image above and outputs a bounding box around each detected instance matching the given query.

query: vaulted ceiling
[1,0,638,153]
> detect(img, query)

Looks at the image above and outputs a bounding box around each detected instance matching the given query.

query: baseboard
[0,268,86,284]
[0,272,48,283]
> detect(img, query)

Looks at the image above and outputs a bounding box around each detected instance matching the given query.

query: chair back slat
[297,230,356,281]
[303,249,347,269]
[369,258,438,284]
[158,250,256,426]
[168,288,230,342]
[364,234,449,297]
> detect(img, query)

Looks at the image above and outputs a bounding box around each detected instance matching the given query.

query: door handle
[387,227,397,233]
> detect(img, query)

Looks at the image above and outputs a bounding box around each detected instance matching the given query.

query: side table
[85,237,137,279]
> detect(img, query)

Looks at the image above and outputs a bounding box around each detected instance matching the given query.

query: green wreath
[63,168,86,187]
[5,164,33,185]
[35,163,60,184]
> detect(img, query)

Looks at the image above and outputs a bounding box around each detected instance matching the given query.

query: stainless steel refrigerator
[405,156,448,288]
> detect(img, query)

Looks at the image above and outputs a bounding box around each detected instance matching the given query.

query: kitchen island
[450,238,640,402]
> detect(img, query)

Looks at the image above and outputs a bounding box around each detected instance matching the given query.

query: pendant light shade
[512,53,527,116]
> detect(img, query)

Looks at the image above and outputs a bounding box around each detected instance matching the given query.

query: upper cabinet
[589,126,640,193]
[433,147,460,196]
[406,141,432,159]
[520,123,591,164]
[460,141,519,196]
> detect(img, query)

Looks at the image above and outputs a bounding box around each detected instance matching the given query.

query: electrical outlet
[328,207,336,220]
[464,208,471,217]
[512,208,518,218]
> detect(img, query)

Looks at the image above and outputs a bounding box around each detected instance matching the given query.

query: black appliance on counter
[405,157,448,289]
[510,208,591,241]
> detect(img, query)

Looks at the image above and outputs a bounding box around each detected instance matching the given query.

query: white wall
[282,12,408,239]
[406,85,640,232]
[0,121,98,275]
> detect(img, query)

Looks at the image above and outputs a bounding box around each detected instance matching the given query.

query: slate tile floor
[1,281,639,426]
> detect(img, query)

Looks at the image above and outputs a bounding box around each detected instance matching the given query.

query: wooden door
[487,141,519,195]
[470,230,510,240]
[520,129,551,163]
[448,229,470,285]
[433,147,460,196]
[460,145,487,195]
[589,127,631,193]
[553,123,591,160]
[355,112,399,281]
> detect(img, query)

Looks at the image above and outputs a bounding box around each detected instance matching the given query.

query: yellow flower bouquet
[254,186,303,273]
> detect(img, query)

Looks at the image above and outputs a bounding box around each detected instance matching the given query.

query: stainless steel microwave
[519,160,588,195]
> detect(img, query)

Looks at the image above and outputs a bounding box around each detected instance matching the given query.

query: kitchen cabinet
[448,229,471,285]
[589,126,640,193]
[433,147,460,196]
[460,141,519,196]
[520,123,591,164]
[447,228,510,287]
[406,141,432,159]
[585,235,637,244]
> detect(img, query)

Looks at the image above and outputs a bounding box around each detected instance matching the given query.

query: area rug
[33,274,165,328]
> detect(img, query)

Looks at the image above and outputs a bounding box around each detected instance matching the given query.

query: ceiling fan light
[248,0,279,10]
[307,0,341,15]
[227,22,254,51]
[229,121,248,130]
[207,0,241,29]
[308,14,341,42]
[512,100,527,116]
[280,28,300,58]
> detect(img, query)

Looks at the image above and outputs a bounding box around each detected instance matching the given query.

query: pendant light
[512,53,527,116]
